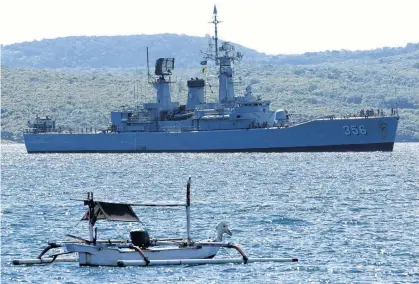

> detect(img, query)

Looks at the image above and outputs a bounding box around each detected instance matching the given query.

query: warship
[24,6,399,153]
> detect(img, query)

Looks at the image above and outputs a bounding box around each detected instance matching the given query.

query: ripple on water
[1,143,419,283]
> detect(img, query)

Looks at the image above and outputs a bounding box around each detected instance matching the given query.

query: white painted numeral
[343,125,367,135]
[343,125,351,135]
[351,125,359,135]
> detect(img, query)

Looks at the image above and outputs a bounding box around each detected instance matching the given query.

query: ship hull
[24,116,399,153]
[66,243,219,267]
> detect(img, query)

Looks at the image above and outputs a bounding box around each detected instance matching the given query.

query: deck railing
[24,127,104,134]
[23,111,399,134]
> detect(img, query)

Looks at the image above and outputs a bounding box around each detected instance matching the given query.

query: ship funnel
[186,78,205,110]
[153,58,175,111]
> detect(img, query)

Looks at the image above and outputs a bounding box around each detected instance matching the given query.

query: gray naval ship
[24,6,399,153]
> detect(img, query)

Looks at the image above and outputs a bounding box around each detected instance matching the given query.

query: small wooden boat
[13,178,298,267]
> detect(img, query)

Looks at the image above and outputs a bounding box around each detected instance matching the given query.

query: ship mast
[211,5,220,65]
[202,5,243,105]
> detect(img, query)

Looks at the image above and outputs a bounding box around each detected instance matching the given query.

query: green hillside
[1,35,419,142]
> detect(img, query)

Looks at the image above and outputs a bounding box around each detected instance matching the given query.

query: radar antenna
[154,58,175,77]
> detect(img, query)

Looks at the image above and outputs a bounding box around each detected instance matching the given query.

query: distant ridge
[1,34,267,68]
[1,34,418,69]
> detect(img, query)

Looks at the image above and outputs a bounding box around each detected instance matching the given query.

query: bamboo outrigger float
[13,178,298,267]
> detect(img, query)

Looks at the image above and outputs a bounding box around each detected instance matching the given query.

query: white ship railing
[23,112,398,134]
[24,127,105,134]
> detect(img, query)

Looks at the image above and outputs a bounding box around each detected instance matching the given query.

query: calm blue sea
[1,143,419,283]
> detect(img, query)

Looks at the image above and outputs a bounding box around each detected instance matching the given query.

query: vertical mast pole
[186,177,191,245]
[88,192,94,243]
[146,47,150,82]
[213,5,219,65]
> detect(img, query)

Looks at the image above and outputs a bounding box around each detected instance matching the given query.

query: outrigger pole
[13,257,77,265]
[117,257,298,267]
[186,177,191,245]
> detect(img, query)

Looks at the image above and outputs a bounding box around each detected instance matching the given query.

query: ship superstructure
[23,6,399,153]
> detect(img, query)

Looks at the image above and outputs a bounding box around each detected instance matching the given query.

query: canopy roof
[82,201,139,222]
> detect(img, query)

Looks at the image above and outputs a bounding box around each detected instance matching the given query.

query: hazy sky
[1,0,418,55]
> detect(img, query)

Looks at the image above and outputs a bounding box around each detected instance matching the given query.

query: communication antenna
[133,82,136,105]
[134,66,138,105]
[176,69,184,102]
[210,5,221,65]
[146,47,151,83]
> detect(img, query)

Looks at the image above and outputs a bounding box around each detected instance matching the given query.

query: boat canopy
[82,201,139,222]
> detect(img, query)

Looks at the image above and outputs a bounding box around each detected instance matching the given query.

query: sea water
[1,143,418,283]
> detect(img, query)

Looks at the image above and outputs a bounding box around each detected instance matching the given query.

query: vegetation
[1,35,419,142]
[1,34,267,68]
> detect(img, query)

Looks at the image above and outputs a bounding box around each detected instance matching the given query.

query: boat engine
[130,230,150,248]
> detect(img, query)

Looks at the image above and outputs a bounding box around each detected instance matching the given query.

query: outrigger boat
[13,178,298,267]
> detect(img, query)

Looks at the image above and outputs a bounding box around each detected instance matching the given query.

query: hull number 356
[343,125,367,135]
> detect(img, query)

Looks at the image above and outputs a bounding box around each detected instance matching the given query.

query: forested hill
[1,34,266,68]
[2,34,419,69]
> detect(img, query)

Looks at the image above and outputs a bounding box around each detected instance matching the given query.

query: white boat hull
[66,243,220,266]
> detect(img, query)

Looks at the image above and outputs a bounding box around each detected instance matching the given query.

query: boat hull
[24,116,399,153]
[66,243,219,266]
